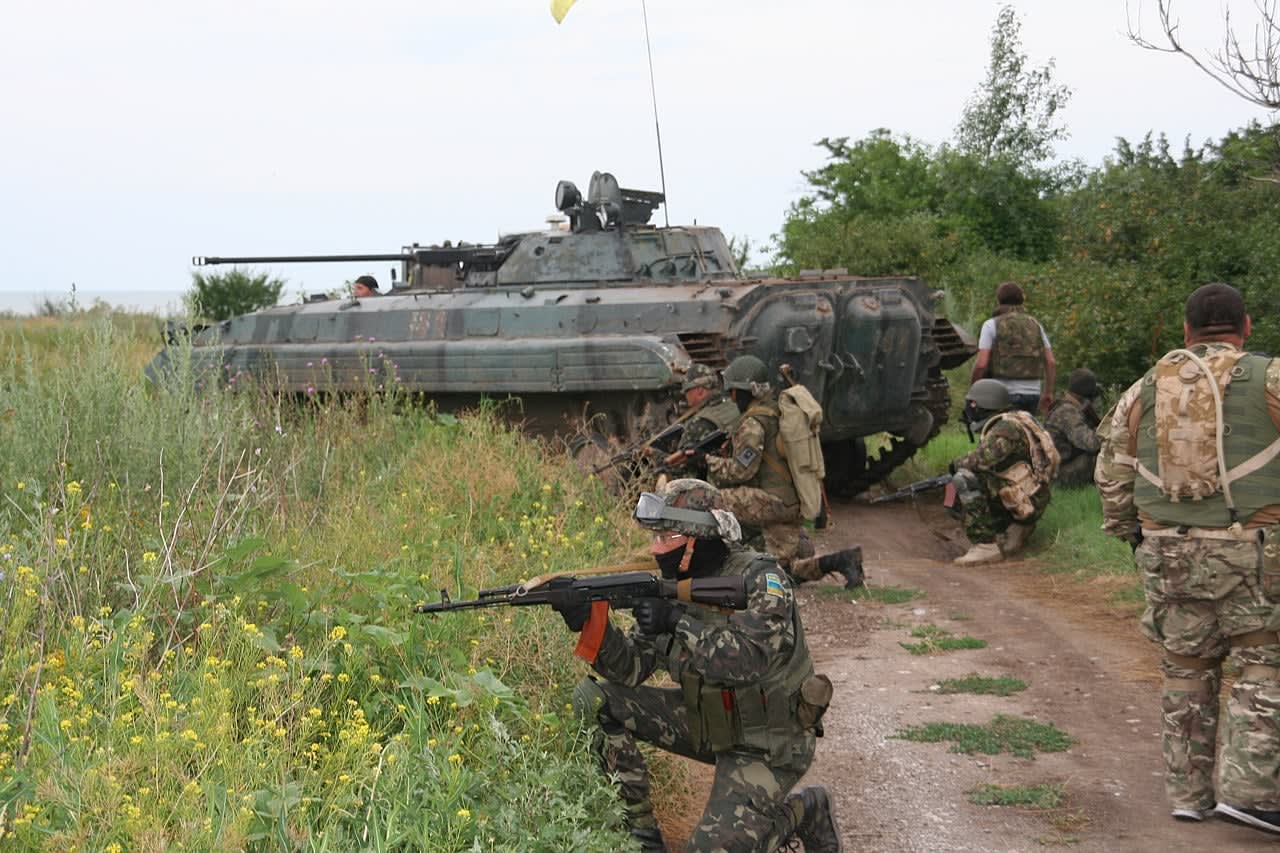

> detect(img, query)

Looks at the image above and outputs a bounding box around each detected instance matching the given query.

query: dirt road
[790,498,1273,852]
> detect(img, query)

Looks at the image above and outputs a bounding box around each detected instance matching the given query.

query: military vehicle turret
[147,171,975,495]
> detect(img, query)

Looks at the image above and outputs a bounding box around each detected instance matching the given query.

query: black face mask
[654,538,730,579]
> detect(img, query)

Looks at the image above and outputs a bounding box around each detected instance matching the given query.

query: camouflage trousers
[960,476,1048,544]
[719,487,813,572]
[1137,535,1280,812]
[1054,453,1097,489]
[573,678,814,852]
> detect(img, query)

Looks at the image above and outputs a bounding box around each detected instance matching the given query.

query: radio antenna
[640,0,669,227]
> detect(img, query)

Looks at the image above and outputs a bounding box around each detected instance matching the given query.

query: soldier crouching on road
[701,355,863,589]
[950,379,1059,565]
[553,479,842,852]
[1096,283,1280,835]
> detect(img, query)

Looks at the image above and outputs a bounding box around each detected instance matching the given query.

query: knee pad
[571,677,608,722]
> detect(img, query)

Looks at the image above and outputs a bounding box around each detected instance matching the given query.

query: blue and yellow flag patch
[764,572,787,599]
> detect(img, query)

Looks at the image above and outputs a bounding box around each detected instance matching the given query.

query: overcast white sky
[1,0,1274,301]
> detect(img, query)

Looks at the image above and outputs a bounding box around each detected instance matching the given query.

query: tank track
[846,435,920,496]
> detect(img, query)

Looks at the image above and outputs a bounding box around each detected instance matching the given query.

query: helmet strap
[678,538,696,575]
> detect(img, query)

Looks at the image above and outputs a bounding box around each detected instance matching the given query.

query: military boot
[628,826,667,852]
[1000,523,1034,556]
[818,546,864,589]
[787,785,842,852]
[954,542,1002,565]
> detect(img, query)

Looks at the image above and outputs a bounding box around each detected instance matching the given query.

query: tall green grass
[0,314,640,849]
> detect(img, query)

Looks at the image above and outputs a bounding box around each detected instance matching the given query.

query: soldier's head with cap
[633,478,741,578]
[1185,283,1250,345]
[1067,367,1099,402]
[353,275,380,298]
[680,363,720,409]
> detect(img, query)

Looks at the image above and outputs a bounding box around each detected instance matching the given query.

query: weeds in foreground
[900,624,987,655]
[893,714,1074,759]
[936,674,1028,697]
[0,313,640,850]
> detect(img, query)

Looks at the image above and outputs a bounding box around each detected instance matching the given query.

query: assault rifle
[869,473,954,504]
[590,422,687,475]
[651,428,729,476]
[414,567,748,614]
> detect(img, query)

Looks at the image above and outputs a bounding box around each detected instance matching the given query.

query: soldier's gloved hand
[550,589,593,633]
[633,598,680,635]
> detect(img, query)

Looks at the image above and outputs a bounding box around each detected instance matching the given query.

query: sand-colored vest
[1134,348,1280,527]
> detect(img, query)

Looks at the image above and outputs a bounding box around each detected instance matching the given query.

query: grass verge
[900,624,987,655]
[935,674,1028,696]
[893,714,1074,759]
[968,783,1063,808]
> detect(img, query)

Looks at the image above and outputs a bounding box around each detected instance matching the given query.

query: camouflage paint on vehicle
[149,170,975,494]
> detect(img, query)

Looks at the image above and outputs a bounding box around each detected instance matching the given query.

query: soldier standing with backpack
[700,356,863,589]
[971,281,1057,416]
[1097,283,1280,835]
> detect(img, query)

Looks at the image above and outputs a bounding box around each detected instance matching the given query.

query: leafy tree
[955,5,1073,167]
[186,269,286,322]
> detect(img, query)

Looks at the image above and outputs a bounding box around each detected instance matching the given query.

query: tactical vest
[1045,399,1079,462]
[664,551,816,768]
[742,400,800,508]
[989,309,1046,380]
[980,410,1059,519]
[698,396,742,431]
[1134,347,1280,527]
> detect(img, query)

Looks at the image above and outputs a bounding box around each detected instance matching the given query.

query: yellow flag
[550,0,578,24]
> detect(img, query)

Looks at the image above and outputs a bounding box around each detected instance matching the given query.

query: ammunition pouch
[796,673,833,736]
[996,461,1039,520]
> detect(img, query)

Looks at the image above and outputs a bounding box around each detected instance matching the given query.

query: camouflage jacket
[590,548,801,689]
[953,414,1039,476]
[1096,341,1280,541]
[706,408,767,487]
[1045,393,1101,462]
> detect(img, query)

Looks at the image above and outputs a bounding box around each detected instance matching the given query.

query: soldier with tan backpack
[703,356,863,588]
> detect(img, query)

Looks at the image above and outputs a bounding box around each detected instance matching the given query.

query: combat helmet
[721,355,770,392]
[633,478,741,543]
[962,378,1011,431]
[680,363,720,394]
[965,378,1011,411]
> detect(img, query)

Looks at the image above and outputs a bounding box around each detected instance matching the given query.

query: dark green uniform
[1045,393,1101,487]
[573,548,823,851]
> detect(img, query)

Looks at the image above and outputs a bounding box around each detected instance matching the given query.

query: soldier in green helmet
[1045,367,1102,488]
[700,355,863,588]
[1097,283,1280,835]
[552,478,843,852]
[950,378,1059,565]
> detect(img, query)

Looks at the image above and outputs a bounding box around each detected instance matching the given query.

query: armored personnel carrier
[148,171,975,494]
